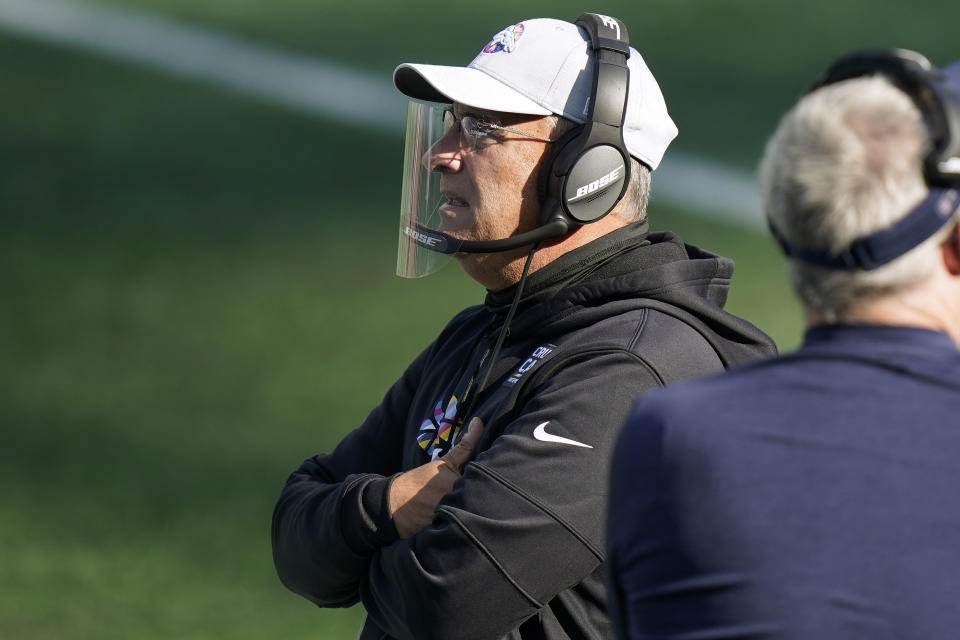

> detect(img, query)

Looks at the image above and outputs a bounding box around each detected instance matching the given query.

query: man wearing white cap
[272,14,775,640]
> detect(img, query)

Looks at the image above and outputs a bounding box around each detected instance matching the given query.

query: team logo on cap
[482,23,524,54]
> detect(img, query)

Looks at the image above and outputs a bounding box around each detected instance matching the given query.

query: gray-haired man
[608,51,960,640]
[273,14,774,640]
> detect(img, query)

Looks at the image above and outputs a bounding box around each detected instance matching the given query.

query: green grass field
[1,2,954,637]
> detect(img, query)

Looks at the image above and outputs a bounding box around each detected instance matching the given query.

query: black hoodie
[272,224,777,640]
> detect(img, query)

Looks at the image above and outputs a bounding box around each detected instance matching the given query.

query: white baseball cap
[393,17,678,170]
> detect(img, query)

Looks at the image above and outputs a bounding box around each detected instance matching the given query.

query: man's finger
[443,417,484,471]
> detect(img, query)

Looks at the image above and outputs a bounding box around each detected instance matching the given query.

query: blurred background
[2,1,956,637]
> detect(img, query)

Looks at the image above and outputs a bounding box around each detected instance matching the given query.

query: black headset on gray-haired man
[395,13,638,421]
[770,48,960,271]
[409,12,634,256]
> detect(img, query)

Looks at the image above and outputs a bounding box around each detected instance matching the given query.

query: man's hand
[389,417,484,539]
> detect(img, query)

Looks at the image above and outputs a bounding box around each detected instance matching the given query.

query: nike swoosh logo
[532,422,593,449]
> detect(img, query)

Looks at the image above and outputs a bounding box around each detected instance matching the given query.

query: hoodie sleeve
[357,349,667,640]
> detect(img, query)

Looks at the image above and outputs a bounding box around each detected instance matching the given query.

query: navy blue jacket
[608,324,960,639]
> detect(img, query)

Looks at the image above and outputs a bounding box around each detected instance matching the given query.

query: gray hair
[546,115,652,224]
[618,158,652,224]
[760,75,951,319]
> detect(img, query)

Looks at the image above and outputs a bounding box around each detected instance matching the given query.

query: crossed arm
[272,350,662,640]
[389,417,484,539]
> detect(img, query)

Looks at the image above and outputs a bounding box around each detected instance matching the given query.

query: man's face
[422,103,557,289]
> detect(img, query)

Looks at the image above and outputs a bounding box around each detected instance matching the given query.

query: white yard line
[0,0,764,228]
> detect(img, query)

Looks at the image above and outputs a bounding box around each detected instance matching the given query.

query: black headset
[770,49,960,270]
[422,13,633,255]
[539,13,633,229]
[810,49,960,187]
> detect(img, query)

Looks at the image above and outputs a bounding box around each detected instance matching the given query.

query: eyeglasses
[442,108,558,150]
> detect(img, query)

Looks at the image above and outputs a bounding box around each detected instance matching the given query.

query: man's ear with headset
[537,13,633,233]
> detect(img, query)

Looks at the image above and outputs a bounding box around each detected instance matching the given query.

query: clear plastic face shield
[397,100,451,279]
[396,100,565,277]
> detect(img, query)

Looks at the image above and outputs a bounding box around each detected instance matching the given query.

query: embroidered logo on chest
[416,394,462,461]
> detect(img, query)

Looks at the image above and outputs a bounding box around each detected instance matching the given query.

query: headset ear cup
[538,124,587,224]
[563,145,630,223]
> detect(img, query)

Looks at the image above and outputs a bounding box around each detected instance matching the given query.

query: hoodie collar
[484,221,652,314]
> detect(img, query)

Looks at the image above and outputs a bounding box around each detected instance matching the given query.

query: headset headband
[771,49,960,270]
[540,13,633,228]
[810,49,960,186]
[576,13,631,128]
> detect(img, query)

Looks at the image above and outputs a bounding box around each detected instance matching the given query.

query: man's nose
[422,128,463,172]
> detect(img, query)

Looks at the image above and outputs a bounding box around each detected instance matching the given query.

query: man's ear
[943,223,960,276]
